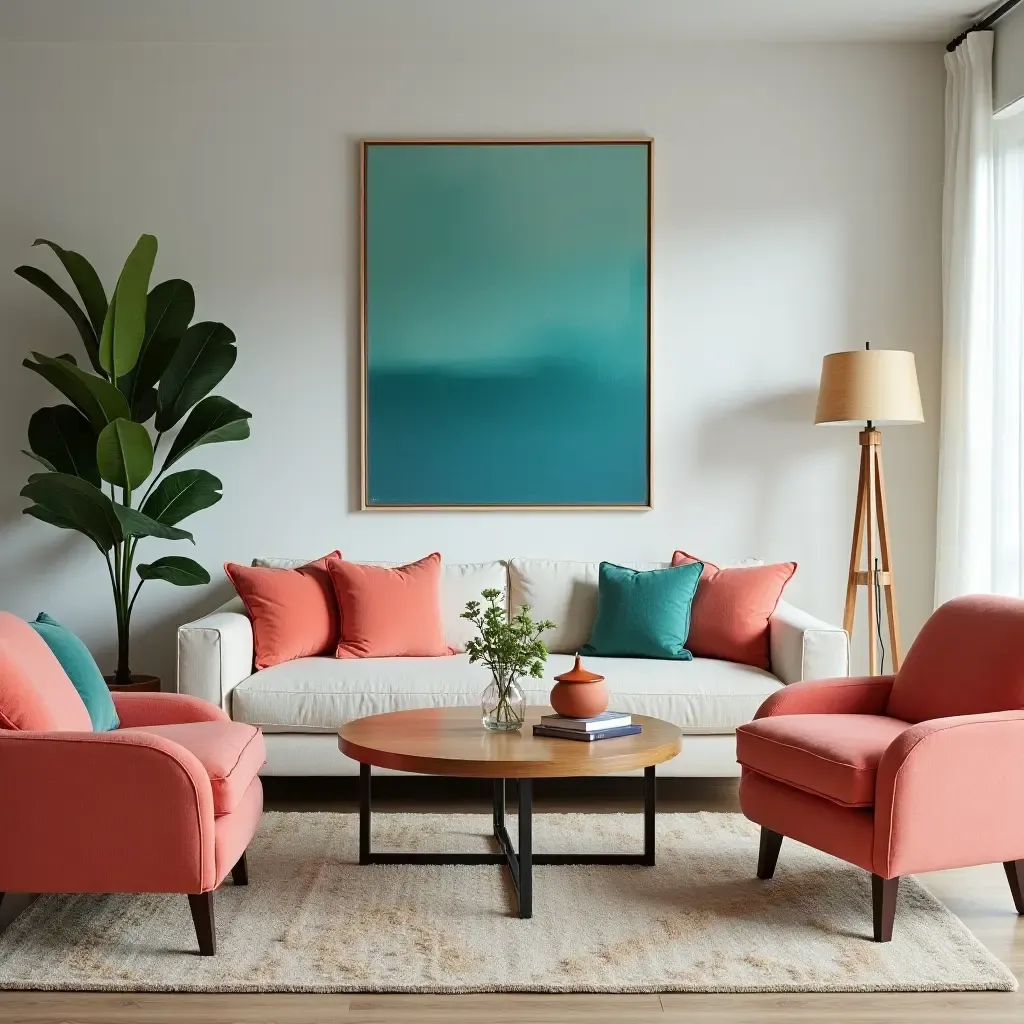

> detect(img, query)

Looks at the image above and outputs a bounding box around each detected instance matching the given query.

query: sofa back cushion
[0,611,93,731]
[254,557,506,653]
[887,594,1024,723]
[508,558,667,654]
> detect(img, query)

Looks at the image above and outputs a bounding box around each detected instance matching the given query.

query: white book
[540,711,632,732]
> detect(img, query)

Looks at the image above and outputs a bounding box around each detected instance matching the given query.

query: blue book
[532,723,642,742]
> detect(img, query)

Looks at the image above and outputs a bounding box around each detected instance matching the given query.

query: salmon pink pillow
[671,551,796,670]
[225,552,341,669]
[326,552,450,658]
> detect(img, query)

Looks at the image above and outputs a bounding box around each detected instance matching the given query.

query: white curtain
[935,32,1024,602]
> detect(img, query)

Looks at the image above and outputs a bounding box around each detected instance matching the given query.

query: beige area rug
[0,811,1015,993]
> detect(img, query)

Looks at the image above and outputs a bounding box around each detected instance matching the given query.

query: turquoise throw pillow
[580,560,704,660]
[29,613,118,731]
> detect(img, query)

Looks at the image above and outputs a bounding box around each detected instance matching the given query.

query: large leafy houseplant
[16,235,251,686]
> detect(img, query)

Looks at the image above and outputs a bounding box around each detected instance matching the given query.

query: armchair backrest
[0,612,92,731]
[886,595,1024,723]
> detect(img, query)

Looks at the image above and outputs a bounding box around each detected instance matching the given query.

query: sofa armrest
[0,729,216,893]
[769,600,849,683]
[177,598,253,712]
[113,691,230,728]
[754,675,895,719]
[874,710,1024,877]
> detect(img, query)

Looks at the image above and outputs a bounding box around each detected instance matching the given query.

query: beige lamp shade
[814,349,924,425]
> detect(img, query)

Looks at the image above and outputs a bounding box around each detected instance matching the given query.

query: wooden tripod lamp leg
[873,438,902,670]
[844,442,870,638]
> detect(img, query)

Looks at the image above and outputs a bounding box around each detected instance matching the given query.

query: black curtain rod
[947,0,1023,50]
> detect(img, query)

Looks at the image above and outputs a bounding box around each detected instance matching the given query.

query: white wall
[0,39,944,682]
[995,4,1024,113]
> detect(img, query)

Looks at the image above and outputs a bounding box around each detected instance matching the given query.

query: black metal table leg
[359,761,371,865]
[493,778,505,830]
[518,779,533,919]
[644,764,656,865]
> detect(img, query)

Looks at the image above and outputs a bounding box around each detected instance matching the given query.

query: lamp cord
[874,556,885,673]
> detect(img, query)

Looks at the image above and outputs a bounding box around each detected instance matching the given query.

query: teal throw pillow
[29,613,119,731]
[580,560,704,660]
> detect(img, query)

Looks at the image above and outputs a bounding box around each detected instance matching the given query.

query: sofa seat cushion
[124,721,265,815]
[230,653,784,735]
[736,713,910,807]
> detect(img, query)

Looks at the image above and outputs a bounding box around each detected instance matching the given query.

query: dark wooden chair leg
[231,851,249,886]
[872,874,900,942]
[1004,860,1024,914]
[756,827,784,880]
[187,892,216,956]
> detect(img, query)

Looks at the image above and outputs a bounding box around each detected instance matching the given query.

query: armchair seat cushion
[123,721,265,815]
[737,713,909,807]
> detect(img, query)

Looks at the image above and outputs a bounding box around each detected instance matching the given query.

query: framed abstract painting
[360,138,652,509]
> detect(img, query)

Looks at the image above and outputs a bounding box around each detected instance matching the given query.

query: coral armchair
[736,595,1024,941]
[0,613,264,955]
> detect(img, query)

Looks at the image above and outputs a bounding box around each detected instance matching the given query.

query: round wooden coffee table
[338,706,682,918]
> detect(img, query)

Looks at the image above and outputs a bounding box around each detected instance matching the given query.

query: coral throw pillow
[327,552,450,659]
[671,551,797,670]
[225,551,341,669]
[0,611,92,731]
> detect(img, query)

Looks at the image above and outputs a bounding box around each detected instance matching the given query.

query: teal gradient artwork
[363,141,650,507]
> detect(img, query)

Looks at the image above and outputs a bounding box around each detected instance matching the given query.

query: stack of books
[532,711,640,742]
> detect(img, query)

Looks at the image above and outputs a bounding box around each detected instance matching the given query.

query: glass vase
[481,670,526,732]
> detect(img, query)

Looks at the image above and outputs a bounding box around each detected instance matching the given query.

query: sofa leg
[188,892,216,956]
[757,828,783,880]
[231,851,249,887]
[1004,860,1024,914]
[872,874,900,942]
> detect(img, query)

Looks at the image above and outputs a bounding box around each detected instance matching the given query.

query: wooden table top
[338,706,682,779]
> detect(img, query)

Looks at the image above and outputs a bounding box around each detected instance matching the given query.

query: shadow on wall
[694,387,824,557]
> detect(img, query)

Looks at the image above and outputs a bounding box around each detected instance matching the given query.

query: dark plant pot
[104,674,161,693]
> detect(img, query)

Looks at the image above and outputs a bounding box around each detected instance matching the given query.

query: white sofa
[176,557,849,777]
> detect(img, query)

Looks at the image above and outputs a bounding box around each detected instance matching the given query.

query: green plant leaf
[113,504,193,542]
[20,473,122,552]
[31,239,108,336]
[163,396,251,468]
[22,450,57,472]
[24,352,131,430]
[140,468,222,525]
[27,404,100,484]
[131,386,158,423]
[98,233,158,378]
[155,322,236,431]
[122,278,195,417]
[14,266,103,374]
[96,418,154,490]
[136,555,210,586]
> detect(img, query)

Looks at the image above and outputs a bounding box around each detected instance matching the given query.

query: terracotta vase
[549,655,609,718]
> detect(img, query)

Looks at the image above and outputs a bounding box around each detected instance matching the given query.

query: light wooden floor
[1,779,1021,1024]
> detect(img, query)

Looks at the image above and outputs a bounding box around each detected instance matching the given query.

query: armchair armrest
[177,598,253,711]
[0,730,216,893]
[769,600,850,684]
[874,710,1024,877]
[755,675,895,719]
[113,691,229,728]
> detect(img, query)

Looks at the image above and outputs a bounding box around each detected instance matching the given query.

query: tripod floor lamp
[815,346,923,674]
